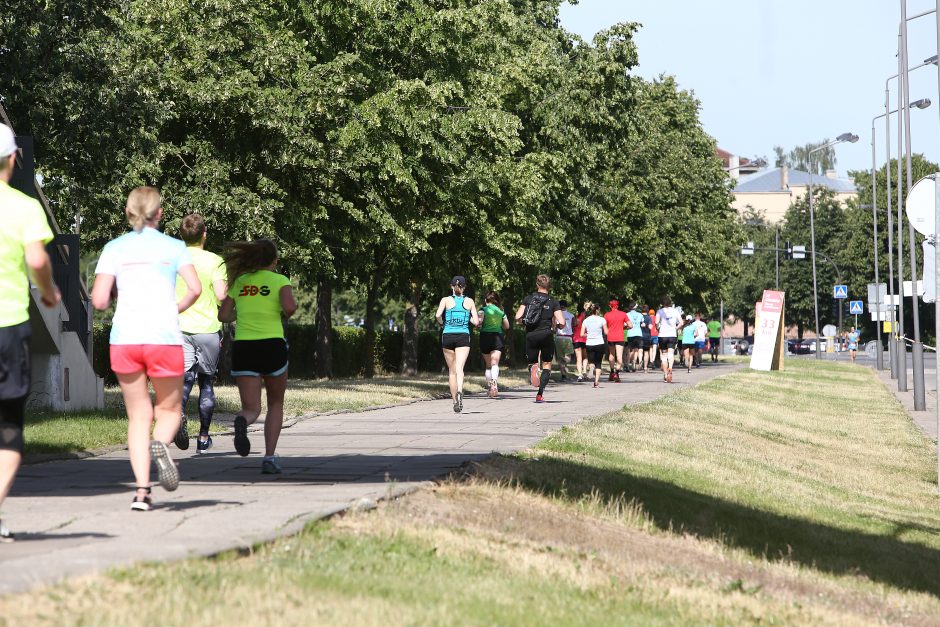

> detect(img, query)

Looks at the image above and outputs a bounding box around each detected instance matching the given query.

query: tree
[774,140,837,175]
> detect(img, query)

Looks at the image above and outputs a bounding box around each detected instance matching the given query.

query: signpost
[833,285,848,299]
[750,290,785,372]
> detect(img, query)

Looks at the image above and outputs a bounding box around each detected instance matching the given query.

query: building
[716,147,762,180]
[731,166,857,224]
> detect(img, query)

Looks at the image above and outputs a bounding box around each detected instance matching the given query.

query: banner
[750,290,785,372]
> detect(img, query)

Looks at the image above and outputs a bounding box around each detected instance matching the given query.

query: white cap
[0,124,17,158]
[686,315,693,321]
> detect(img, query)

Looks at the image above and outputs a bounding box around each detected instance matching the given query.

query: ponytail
[125,186,161,232]
[223,239,278,284]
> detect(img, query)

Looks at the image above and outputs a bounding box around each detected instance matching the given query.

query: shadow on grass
[480,454,940,598]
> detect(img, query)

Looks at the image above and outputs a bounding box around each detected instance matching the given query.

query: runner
[647,306,660,370]
[626,301,645,373]
[692,312,708,368]
[581,302,608,388]
[515,274,565,403]
[603,299,630,382]
[0,124,61,538]
[846,327,860,364]
[174,213,227,454]
[218,239,297,473]
[572,303,588,382]
[554,300,575,381]
[435,276,478,412]
[656,297,682,383]
[640,306,653,373]
[681,315,697,373]
[707,315,722,362]
[478,290,508,398]
[92,186,201,510]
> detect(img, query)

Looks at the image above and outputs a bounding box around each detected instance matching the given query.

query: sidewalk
[875,366,938,442]
[0,362,740,595]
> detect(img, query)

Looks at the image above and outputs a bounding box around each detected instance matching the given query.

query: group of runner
[436,275,724,411]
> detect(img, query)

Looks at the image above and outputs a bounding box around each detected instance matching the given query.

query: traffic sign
[833,285,848,299]
[906,175,937,236]
[823,324,837,337]
[849,300,863,315]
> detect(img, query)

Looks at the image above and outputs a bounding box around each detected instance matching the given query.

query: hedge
[92,324,526,382]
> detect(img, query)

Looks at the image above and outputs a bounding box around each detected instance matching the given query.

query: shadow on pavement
[478,454,940,599]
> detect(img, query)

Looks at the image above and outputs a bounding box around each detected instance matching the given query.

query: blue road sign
[834,284,848,299]
[849,300,863,315]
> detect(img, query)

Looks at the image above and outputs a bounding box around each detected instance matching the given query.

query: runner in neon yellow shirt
[173,214,228,453]
[0,124,60,541]
[218,239,296,473]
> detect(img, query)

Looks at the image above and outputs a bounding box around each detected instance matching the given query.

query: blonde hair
[125,186,162,232]
[583,301,598,316]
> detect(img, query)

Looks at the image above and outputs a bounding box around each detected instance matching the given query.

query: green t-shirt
[176,247,227,334]
[707,320,721,338]
[228,270,291,340]
[0,181,54,327]
[479,304,506,334]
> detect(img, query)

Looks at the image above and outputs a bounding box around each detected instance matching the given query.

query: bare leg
[454,346,470,393]
[118,372,157,490]
[615,345,624,372]
[262,373,287,457]
[236,375,264,424]
[442,348,457,399]
[0,451,20,508]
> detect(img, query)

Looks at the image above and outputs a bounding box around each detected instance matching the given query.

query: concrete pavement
[0,361,740,595]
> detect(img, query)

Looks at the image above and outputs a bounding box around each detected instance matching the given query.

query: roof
[733,167,857,193]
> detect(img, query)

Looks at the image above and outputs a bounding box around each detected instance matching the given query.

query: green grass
[7,360,940,625]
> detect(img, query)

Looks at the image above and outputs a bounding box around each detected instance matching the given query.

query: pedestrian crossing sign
[849,300,863,315]
[833,285,848,299]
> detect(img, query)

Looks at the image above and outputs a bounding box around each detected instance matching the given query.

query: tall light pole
[871,98,932,373]
[808,133,859,360]
[934,0,940,491]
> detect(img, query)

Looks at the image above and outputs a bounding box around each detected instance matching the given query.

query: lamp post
[808,133,858,360]
[871,98,932,373]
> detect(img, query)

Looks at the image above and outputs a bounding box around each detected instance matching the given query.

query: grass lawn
[7,359,940,625]
[23,369,529,457]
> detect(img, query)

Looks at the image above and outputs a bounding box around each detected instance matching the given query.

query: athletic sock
[538,368,551,395]
[491,364,499,381]
[485,367,492,383]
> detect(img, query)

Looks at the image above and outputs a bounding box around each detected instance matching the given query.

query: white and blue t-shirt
[627,309,644,338]
[95,227,192,345]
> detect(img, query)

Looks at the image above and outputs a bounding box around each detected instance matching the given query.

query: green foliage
[774,140,837,175]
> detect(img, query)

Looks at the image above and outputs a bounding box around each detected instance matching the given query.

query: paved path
[0,362,739,595]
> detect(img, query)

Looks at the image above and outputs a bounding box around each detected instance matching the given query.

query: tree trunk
[400,282,420,376]
[313,281,333,379]
[743,316,749,338]
[363,278,380,378]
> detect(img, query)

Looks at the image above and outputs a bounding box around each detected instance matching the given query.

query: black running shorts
[627,336,643,349]
[525,330,555,364]
[479,332,505,354]
[231,338,289,377]
[0,322,31,400]
[441,333,470,350]
[658,337,677,350]
[586,344,606,368]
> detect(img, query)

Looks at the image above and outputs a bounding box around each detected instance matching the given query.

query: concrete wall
[27,287,103,412]
[732,188,857,224]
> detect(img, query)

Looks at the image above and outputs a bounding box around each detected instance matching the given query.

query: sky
[559,0,940,178]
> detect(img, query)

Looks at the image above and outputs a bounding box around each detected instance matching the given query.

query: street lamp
[870,97,932,373]
[808,133,858,360]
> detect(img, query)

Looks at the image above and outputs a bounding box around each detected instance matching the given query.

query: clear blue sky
[559,0,940,178]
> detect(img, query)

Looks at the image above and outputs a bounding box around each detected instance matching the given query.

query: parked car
[793,339,814,355]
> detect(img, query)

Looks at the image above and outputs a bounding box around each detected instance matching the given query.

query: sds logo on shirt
[238,285,271,297]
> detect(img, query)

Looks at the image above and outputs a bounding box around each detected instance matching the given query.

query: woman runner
[656,297,682,383]
[435,276,479,412]
[580,302,608,388]
[218,239,297,474]
[647,307,659,370]
[572,303,588,382]
[92,187,202,511]
[681,314,697,374]
[478,291,509,397]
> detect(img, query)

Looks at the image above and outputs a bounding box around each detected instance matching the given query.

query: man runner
[0,124,61,540]
[692,312,708,368]
[174,214,228,453]
[707,315,722,362]
[554,300,575,381]
[603,300,630,382]
[626,301,645,373]
[515,274,565,403]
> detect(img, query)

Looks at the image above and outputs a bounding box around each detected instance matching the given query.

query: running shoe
[197,436,214,454]
[593,382,599,388]
[576,375,584,382]
[607,371,615,381]
[130,487,152,512]
[530,364,540,387]
[150,440,179,492]
[666,369,673,383]
[454,391,463,413]
[613,372,621,383]
[234,415,251,457]
[491,382,499,398]
[261,456,282,475]
[0,520,13,543]
[535,394,544,403]
[174,413,190,450]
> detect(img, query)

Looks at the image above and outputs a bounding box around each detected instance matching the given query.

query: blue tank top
[443,295,471,335]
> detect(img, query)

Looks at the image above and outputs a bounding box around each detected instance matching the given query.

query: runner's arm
[553,309,565,330]
[602,321,609,335]
[514,304,526,322]
[280,285,297,319]
[466,298,480,327]
[502,315,510,331]
[213,279,228,302]
[218,296,235,323]
[435,297,448,325]
[625,317,634,329]
[25,240,60,308]
[91,273,115,311]
[176,263,202,313]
